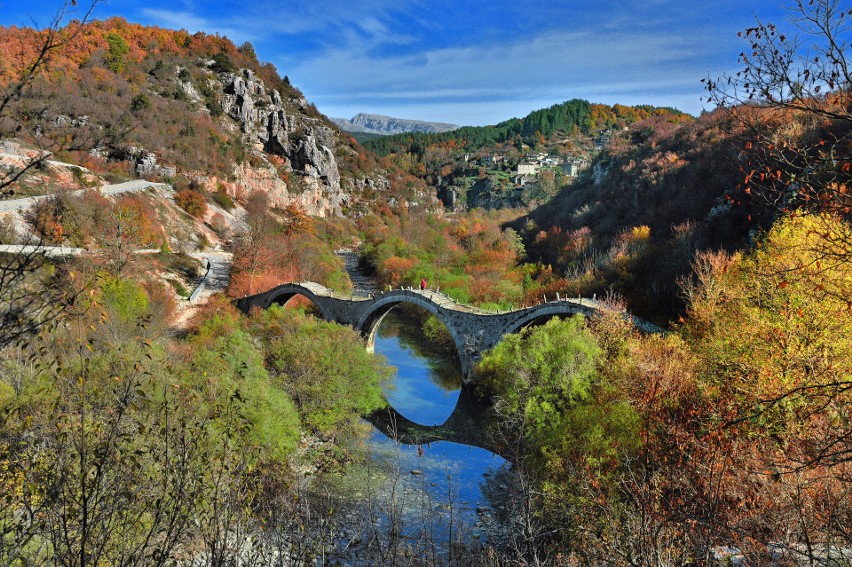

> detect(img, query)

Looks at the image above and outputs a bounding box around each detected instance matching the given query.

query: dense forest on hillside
[364,99,688,156]
[0,0,850,565]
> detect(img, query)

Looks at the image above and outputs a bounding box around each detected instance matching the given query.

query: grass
[166,277,190,298]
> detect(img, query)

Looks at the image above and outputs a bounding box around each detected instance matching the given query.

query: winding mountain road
[0,180,169,212]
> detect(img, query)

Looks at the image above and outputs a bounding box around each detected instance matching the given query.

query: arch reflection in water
[374,306,462,426]
[365,305,506,545]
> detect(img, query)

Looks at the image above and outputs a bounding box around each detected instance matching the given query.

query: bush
[174,189,207,218]
[210,52,236,74]
[210,190,234,210]
[254,306,389,439]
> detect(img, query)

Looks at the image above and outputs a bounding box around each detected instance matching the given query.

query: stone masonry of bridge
[236,282,663,383]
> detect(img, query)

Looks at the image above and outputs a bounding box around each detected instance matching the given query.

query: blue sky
[1,0,789,126]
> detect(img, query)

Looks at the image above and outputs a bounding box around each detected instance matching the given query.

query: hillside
[0,18,437,219]
[0,17,445,325]
[511,109,764,321]
[363,99,691,210]
[332,113,459,136]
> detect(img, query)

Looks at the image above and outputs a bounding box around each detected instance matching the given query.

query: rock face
[220,69,344,216]
[109,146,176,179]
[332,113,459,136]
[466,178,523,210]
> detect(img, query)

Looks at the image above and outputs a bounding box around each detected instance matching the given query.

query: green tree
[105,32,129,73]
[187,310,301,463]
[479,316,639,472]
[477,316,640,562]
[253,306,388,441]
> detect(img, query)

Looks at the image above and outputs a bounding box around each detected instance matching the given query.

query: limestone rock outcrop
[219,69,344,216]
[466,178,523,210]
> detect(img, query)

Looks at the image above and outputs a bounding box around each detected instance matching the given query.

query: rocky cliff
[219,69,346,216]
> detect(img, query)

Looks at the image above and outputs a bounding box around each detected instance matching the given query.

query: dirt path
[336,246,377,296]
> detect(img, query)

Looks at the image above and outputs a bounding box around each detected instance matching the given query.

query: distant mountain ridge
[332,113,459,136]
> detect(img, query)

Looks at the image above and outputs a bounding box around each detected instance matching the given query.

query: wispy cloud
[140,7,257,43]
[291,23,717,122]
[141,8,207,31]
[40,0,774,124]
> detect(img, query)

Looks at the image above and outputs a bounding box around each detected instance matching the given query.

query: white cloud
[140,8,207,31]
[128,0,751,124]
[291,24,719,123]
[140,7,256,43]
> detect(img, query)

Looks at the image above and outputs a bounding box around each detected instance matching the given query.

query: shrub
[209,212,229,236]
[174,189,207,218]
[130,93,150,113]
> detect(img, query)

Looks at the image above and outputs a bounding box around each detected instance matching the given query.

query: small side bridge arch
[255,282,337,321]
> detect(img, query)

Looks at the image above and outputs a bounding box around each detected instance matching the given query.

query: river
[370,308,506,525]
[327,251,510,560]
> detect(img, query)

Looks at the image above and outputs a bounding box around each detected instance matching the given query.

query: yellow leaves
[630,225,651,241]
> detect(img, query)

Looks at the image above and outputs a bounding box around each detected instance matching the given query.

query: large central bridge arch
[356,291,466,365]
[236,282,665,383]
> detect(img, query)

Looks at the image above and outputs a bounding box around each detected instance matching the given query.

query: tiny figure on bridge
[420,278,427,290]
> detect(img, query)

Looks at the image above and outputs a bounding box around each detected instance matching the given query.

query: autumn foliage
[174,189,207,218]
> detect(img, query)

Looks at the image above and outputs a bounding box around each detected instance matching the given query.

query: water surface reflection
[375,308,462,425]
[366,306,506,542]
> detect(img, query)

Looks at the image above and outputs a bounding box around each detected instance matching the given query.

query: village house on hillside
[561,157,588,177]
[517,162,539,176]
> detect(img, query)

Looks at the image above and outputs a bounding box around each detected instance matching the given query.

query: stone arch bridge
[236,282,663,383]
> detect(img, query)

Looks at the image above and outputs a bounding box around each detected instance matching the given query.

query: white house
[517,162,539,176]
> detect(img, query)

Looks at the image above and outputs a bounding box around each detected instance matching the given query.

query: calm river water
[325,307,509,557]
[329,252,509,556]
[370,309,506,517]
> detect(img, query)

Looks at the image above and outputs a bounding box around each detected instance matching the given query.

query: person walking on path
[420,278,427,290]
